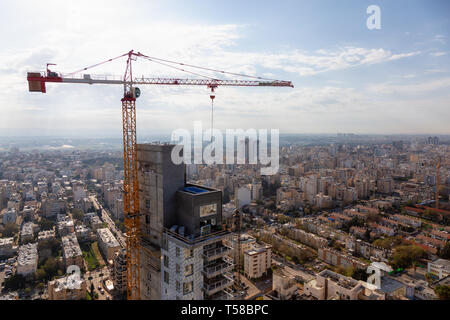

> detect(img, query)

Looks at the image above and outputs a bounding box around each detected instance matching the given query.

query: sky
[0,0,449,137]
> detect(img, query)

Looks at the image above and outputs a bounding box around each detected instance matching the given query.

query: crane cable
[63,52,129,77]
[136,52,281,81]
[211,91,214,143]
[138,56,218,80]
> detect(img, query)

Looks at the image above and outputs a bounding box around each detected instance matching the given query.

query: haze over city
[1,0,450,137]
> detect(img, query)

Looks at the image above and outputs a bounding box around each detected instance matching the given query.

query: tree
[38,218,54,231]
[336,266,353,277]
[2,222,18,237]
[72,208,84,221]
[3,274,26,290]
[391,245,426,269]
[364,229,371,241]
[439,242,450,259]
[434,285,450,300]
[352,268,368,281]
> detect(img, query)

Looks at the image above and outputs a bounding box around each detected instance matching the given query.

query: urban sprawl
[0,135,449,300]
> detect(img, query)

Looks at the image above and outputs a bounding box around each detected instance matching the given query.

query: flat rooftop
[183,186,209,194]
[431,259,450,270]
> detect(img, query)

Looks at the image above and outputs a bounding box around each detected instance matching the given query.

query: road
[90,195,126,248]
[85,266,113,300]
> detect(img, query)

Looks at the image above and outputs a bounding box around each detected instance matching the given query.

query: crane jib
[27,73,293,93]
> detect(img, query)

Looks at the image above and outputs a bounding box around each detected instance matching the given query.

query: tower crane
[27,49,293,300]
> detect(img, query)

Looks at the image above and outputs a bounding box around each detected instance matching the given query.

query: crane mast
[121,51,141,300]
[26,50,293,300]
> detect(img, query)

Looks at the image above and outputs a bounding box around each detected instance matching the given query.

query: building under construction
[137,143,234,300]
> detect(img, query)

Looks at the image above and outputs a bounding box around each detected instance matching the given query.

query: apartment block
[244,243,272,279]
[137,143,234,300]
[272,267,298,300]
[96,228,120,262]
[304,269,384,300]
[428,259,450,280]
[17,243,38,276]
[0,237,17,258]
[48,273,86,300]
[61,233,83,269]
[112,248,127,295]
[318,247,368,270]
[38,229,56,242]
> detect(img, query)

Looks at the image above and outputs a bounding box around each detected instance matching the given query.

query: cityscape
[0,0,449,311]
[0,134,449,301]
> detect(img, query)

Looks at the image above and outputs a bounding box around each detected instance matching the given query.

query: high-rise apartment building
[137,144,234,300]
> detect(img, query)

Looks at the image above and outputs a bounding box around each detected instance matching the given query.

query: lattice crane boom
[27,49,293,300]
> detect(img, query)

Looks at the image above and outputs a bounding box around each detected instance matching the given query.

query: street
[89,195,126,248]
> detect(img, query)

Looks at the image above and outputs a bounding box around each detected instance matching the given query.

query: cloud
[229,47,421,76]
[367,78,450,95]
[432,34,447,45]
[430,51,448,57]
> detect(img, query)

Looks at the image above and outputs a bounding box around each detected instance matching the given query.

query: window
[176,247,181,257]
[145,215,150,224]
[200,203,217,217]
[184,249,194,258]
[176,281,181,293]
[163,255,169,268]
[183,281,193,295]
[184,264,193,276]
[145,199,150,209]
[164,271,169,284]
[176,264,180,274]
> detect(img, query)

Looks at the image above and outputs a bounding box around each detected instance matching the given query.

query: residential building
[96,228,120,262]
[38,229,56,242]
[112,248,127,295]
[272,267,298,300]
[61,233,83,269]
[244,243,272,279]
[428,259,450,280]
[17,243,38,276]
[0,237,17,258]
[318,247,368,270]
[137,143,234,300]
[304,269,384,300]
[48,273,86,300]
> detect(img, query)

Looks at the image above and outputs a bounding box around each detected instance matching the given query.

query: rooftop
[50,273,84,292]
[97,228,120,247]
[62,233,82,258]
[431,258,450,270]
[17,243,38,266]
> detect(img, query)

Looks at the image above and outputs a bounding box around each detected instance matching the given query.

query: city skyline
[1,0,450,136]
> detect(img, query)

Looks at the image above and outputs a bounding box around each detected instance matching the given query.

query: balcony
[209,288,235,300]
[203,258,234,278]
[203,274,234,296]
[203,244,232,262]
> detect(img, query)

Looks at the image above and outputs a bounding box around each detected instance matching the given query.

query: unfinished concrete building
[137,143,234,300]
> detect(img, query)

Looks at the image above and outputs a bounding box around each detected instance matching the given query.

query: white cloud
[430,51,448,57]
[367,78,450,95]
